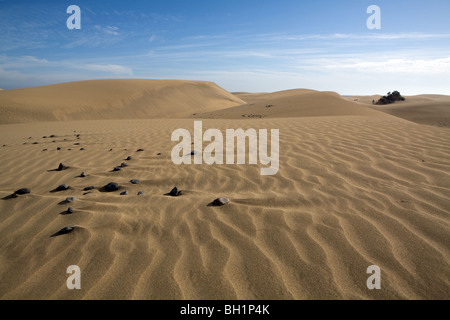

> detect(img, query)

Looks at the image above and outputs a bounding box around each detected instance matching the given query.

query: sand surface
[348,94,450,127]
[0,80,449,300]
[0,79,244,124]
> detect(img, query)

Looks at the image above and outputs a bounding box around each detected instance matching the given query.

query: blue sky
[1,0,450,95]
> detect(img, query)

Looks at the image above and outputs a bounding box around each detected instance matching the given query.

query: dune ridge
[194,89,395,119]
[0,79,245,124]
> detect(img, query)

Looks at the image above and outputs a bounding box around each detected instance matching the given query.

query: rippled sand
[1,115,449,299]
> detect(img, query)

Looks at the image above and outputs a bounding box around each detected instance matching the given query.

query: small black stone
[120,162,128,168]
[65,197,76,203]
[84,186,95,191]
[130,179,140,184]
[57,163,67,171]
[14,188,31,195]
[120,191,128,196]
[55,184,69,191]
[212,197,230,206]
[113,166,122,172]
[58,225,75,234]
[125,156,132,161]
[169,187,181,197]
[104,182,119,192]
[67,207,74,214]
[136,148,144,152]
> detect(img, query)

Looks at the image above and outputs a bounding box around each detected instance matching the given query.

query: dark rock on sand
[57,147,61,150]
[67,207,74,214]
[51,225,76,237]
[211,197,230,206]
[169,187,182,197]
[125,156,132,161]
[120,162,128,168]
[130,179,140,184]
[65,197,76,203]
[120,191,128,196]
[14,188,31,195]
[113,166,122,172]
[137,148,144,152]
[137,191,144,196]
[104,182,119,192]
[80,172,86,177]
[54,184,69,191]
[84,186,95,191]
[57,163,68,171]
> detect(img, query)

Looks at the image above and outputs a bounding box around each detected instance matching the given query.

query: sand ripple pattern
[0,117,449,299]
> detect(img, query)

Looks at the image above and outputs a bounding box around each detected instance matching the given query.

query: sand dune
[194,89,391,119]
[349,94,450,127]
[0,79,245,124]
[1,116,449,300]
[0,82,449,300]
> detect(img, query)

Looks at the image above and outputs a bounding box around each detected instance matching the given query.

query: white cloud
[81,64,133,75]
[261,32,450,42]
[94,25,120,35]
[0,55,49,68]
[317,57,450,74]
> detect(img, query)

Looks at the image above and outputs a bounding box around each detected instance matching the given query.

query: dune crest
[0,79,245,124]
[194,89,391,119]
